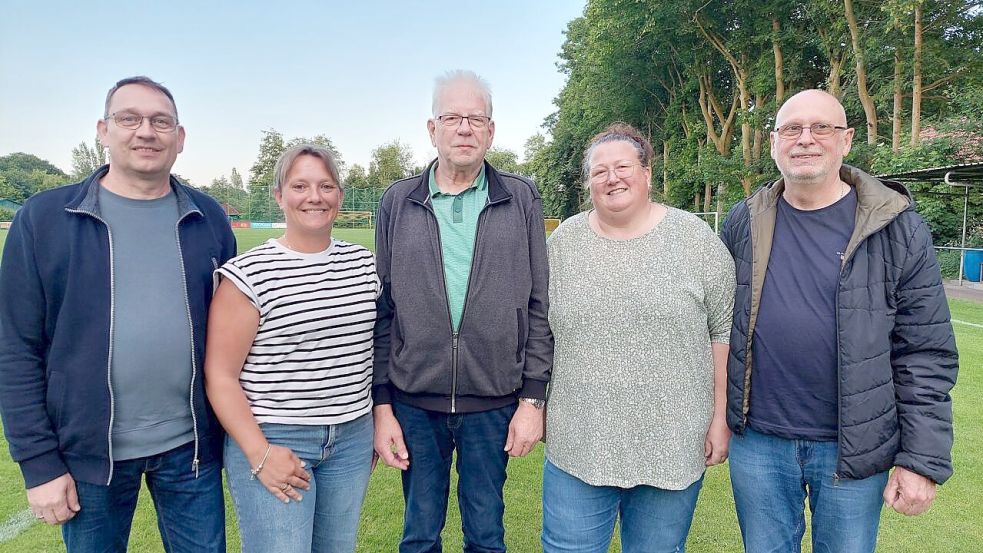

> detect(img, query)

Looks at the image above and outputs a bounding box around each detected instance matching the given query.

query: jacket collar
[408,159,512,205]
[65,164,203,219]
[747,163,912,266]
[748,164,910,222]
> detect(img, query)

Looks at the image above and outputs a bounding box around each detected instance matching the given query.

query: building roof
[878,162,983,187]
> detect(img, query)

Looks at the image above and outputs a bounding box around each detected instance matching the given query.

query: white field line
[0,509,36,543]
[953,319,983,329]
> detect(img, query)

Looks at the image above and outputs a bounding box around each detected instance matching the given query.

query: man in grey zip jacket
[372,70,553,553]
[721,89,957,553]
[0,76,234,552]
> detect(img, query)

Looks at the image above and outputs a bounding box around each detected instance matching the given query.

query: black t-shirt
[748,187,857,441]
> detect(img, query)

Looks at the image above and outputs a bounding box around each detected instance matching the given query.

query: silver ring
[279,482,290,491]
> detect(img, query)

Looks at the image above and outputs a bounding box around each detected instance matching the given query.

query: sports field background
[0,228,980,551]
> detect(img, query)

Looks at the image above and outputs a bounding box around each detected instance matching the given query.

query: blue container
[964,250,983,282]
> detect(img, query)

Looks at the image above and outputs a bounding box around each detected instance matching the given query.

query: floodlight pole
[945,171,969,285]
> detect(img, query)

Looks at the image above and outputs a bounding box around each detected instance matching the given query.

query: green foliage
[0,152,70,201]
[244,130,346,221]
[70,138,107,180]
[534,0,982,230]
[368,140,414,187]
[346,164,370,188]
[484,147,521,174]
[0,206,16,221]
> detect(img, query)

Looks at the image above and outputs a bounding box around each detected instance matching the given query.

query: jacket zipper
[418,194,493,413]
[833,260,844,482]
[832,216,898,479]
[175,212,203,477]
[742,209,755,428]
[451,205,491,413]
[66,208,117,484]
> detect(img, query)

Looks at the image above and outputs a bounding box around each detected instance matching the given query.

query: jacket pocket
[516,308,526,363]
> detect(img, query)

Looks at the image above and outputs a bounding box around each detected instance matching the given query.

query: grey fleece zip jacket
[372,160,553,413]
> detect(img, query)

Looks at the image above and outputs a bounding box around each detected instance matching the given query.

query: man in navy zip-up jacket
[0,76,235,552]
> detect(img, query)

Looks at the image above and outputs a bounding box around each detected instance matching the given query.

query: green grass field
[0,228,981,551]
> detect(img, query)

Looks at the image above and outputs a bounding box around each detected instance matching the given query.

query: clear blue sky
[0,1,585,185]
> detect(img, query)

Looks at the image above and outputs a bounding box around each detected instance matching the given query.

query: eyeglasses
[589,161,638,184]
[436,114,491,129]
[105,112,179,132]
[774,123,848,140]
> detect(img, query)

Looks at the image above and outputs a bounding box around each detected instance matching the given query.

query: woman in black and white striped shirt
[205,144,378,553]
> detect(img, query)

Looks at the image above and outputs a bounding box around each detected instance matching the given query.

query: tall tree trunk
[828,54,845,98]
[715,182,728,217]
[844,0,878,144]
[739,75,752,168]
[704,182,713,213]
[663,140,670,197]
[911,3,923,146]
[753,92,765,161]
[893,48,904,153]
[694,16,747,161]
[773,18,785,105]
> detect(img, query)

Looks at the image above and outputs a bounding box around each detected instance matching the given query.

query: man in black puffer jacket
[720,89,958,553]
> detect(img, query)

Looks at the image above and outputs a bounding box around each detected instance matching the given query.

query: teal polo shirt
[428,164,488,332]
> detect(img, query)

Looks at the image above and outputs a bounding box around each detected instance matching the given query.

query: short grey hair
[432,70,493,118]
[273,144,343,194]
[104,76,178,119]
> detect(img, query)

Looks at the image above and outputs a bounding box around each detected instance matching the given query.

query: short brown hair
[104,76,178,119]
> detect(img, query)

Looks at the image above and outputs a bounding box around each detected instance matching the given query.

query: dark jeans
[62,440,225,553]
[392,400,517,553]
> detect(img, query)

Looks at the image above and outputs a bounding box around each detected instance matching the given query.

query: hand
[27,473,80,525]
[883,466,937,516]
[504,401,544,457]
[704,417,731,466]
[254,445,310,503]
[373,404,409,470]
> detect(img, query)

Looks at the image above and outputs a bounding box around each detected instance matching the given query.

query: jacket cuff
[372,384,393,405]
[20,449,69,489]
[893,452,952,485]
[518,379,548,401]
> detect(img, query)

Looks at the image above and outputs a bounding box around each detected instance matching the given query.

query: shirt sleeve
[702,225,736,344]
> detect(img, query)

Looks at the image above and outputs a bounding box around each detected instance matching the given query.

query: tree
[485,147,521,174]
[286,134,345,175]
[0,152,69,201]
[345,164,370,188]
[245,129,349,221]
[203,174,248,217]
[0,174,18,201]
[368,140,414,187]
[230,167,244,190]
[70,138,107,180]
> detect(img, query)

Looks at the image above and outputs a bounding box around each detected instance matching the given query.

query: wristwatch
[519,397,546,409]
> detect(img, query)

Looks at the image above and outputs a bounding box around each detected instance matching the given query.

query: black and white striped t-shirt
[217,238,379,425]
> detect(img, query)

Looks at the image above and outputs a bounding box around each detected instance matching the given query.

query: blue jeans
[225,414,374,553]
[729,427,889,553]
[541,459,703,553]
[62,440,225,553]
[392,400,516,553]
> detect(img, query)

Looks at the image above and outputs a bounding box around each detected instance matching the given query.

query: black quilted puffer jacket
[720,164,958,483]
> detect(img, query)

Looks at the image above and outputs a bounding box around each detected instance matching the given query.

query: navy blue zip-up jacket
[0,166,236,488]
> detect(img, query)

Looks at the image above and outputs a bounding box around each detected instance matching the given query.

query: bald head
[770,89,855,193]
[775,89,847,128]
